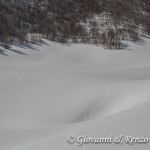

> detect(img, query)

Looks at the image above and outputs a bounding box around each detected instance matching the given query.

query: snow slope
[0,35,150,150]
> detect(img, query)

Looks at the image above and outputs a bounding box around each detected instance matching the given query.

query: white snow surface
[0,36,150,150]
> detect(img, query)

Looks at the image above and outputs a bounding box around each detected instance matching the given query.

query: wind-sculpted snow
[0,37,150,150]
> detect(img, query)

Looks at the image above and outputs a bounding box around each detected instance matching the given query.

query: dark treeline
[0,0,150,49]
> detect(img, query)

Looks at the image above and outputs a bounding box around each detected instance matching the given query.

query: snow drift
[0,35,150,150]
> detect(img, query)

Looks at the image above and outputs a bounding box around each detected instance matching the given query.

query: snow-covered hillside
[0,36,150,150]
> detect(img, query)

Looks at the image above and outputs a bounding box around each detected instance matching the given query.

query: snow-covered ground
[0,35,150,150]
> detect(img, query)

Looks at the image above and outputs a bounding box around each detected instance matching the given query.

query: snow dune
[0,36,150,150]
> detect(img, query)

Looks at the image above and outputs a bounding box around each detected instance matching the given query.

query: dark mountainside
[0,0,150,49]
